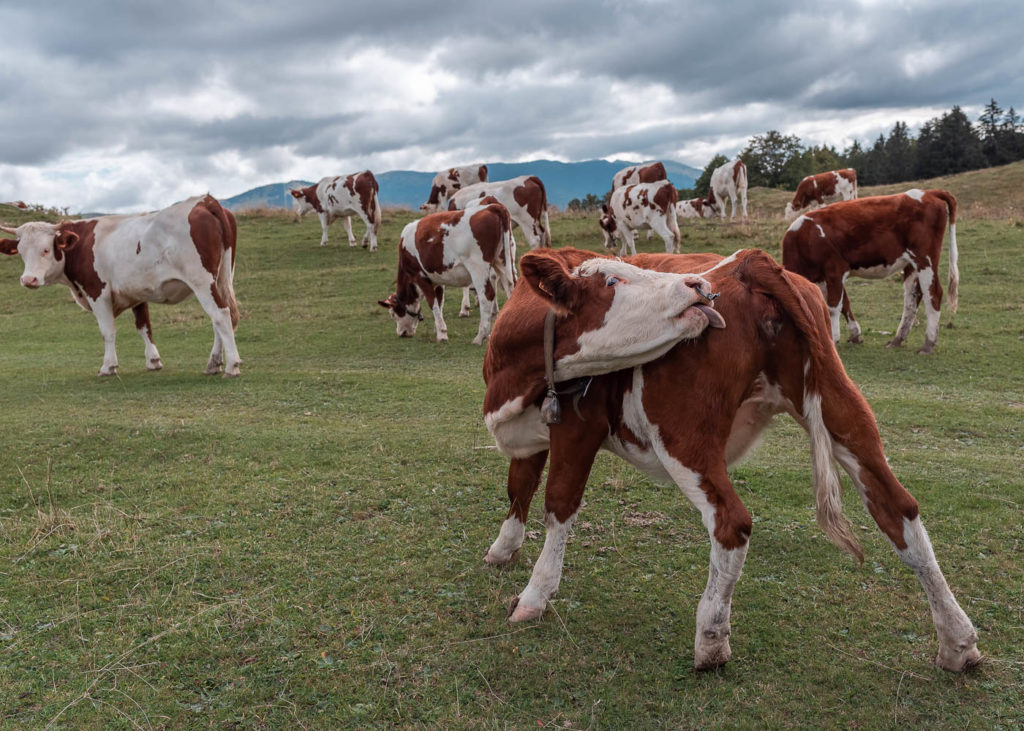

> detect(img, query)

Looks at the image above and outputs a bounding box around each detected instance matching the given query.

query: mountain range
[220,159,701,212]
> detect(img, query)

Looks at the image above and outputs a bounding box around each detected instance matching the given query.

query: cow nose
[21,275,39,288]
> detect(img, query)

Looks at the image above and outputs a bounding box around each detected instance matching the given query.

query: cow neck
[539,308,591,425]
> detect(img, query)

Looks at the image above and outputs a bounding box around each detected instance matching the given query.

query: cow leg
[740,189,748,221]
[193,287,242,377]
[459,287,473,317]
[916,265,942,354]
[132,303,162,371]
[819,279,846,343]
[829,442,980,671]
[93,299,120,376]
[485,450,549,565]
[427,285,449,342]
[841,291,863,344]
[470,276,498,346]
[658,452,751,669]
[508,412,605,622]
[318,212,330,246]
[623,229,637,256]
[888,267,922,349]
[650,219,675,254]
[344,216,357,247]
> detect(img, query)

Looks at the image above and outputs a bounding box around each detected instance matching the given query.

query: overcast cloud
[1,0,1021,213]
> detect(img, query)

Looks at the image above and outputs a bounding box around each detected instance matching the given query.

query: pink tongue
[693,304,726,329]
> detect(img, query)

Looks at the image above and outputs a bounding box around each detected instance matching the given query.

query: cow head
[377,292,424,337]
[289,187,315,218]
[598,204,619,250]
[519,250,725,379]
[1,222,76,289]
[783,201,807,221]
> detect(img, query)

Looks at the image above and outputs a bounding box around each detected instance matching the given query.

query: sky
[1,0,1022,214]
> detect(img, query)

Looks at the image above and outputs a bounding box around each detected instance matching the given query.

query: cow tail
[372,187,383,239]
[668,187,681,252]
[210,198,240,330]
[931,189,959,315]
[499,207,516,295]
[736,251,863,562]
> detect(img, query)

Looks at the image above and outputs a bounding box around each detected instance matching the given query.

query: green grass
[1,165,1022,728]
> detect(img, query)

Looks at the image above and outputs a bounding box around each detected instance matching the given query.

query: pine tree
[978,98,1007,165]
[884,122,916,183]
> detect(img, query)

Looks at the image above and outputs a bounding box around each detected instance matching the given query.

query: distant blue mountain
[221,159,701,211]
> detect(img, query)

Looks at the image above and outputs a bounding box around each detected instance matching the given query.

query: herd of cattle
[0,158,978,674]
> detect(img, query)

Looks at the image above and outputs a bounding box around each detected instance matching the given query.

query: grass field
[1,164,1022,728]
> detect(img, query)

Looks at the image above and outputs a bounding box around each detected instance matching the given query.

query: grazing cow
[708,158,748,220]
[1,195,241,376]
[785,169,858,220]
[448,176,551,249]
[599,180,680,255]
[611,161,668,190]
[481,246,980,673]
[421,164,489,212]
[378,198,516,345]
[676,197,715,219]
[781,189,959,353]
[290,170,381,250]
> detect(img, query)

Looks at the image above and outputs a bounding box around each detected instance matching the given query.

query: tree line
[687,99,1024,198]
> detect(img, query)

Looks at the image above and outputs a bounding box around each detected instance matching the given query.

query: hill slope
[221,159,701,211]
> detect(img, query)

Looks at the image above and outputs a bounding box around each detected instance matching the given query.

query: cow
[1,195,241,377]
[599,180,680,255]
[448,176,551,249]
[611,161,668,190]
[708,158,748,220]
[289,170,381,250]
[781,189,959,354]
[377,198,516,345]
[481,246,981,673]
[421,164,489,212]
[676,197,715,220]
[785,169,858,221]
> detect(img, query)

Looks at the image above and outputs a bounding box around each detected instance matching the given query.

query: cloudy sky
[2,0,1021,213]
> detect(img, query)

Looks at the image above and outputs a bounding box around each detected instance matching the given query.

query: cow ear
[1,237,18,255]
[601,204,608,214]
[377,299,393,309]
[289,189,302,198]
[55,229,80,250]
[519,253,581,313]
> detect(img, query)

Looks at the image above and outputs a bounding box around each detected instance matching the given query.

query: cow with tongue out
[481,246,980,673]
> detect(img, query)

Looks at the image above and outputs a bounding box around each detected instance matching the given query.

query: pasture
[1,168,1022,728]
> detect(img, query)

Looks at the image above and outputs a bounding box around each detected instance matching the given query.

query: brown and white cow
[599,180,680,255]
[421,164,489,212]
[481,246,980,673]
[782,189,959,353]
[378,198,516,345]
[448,176,551,249]
[708,158,748,220]
[676,197,715,220]
[290,170,381,250]
[1,195,241,376]
[784,168,858,220]
[611,161,668,190]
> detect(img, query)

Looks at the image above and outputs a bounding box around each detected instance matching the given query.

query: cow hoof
[936,644,982,672]
[847,334,863,344]
[319,242,328,247]
[98,366,117,377]
[885,339,904,349]
[147,358,163,371]
[223,364,241,378]
[436,336,449,343]
[458,310,471,318]
[917,342,936,355]
[471,337,486,346]
[348,240,358,247]
[204,363,222,375]
[694,641,732,671]
[484,548,518,566]
[507,597,545,622]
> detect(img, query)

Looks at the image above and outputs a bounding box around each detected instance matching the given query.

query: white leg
[471,282,498,345]
[889,272,921,348]
[194,288,241,377]
[695,538,748,669]
[650,220,675,253]
[93,300,119,376]
[318,212,330,246]
[896,517,980,671]
[740,189,748,220]
[485,516,526,565]
[917,267,941,353]
[509,509,578,622]
[430,290,449,342]
[623,229,637,256]
[459,287,472,317]
[133,304,162,371]
[344,216,357,247]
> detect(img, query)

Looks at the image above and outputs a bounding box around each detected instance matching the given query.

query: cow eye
[606,276,620,286]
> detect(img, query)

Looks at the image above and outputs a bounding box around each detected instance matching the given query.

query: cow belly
[603,435,674,483]
[113,279,194,309]
[850,256,911,279]
[426,264,473,288]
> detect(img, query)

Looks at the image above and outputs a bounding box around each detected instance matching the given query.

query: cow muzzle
[21,275,40,289]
